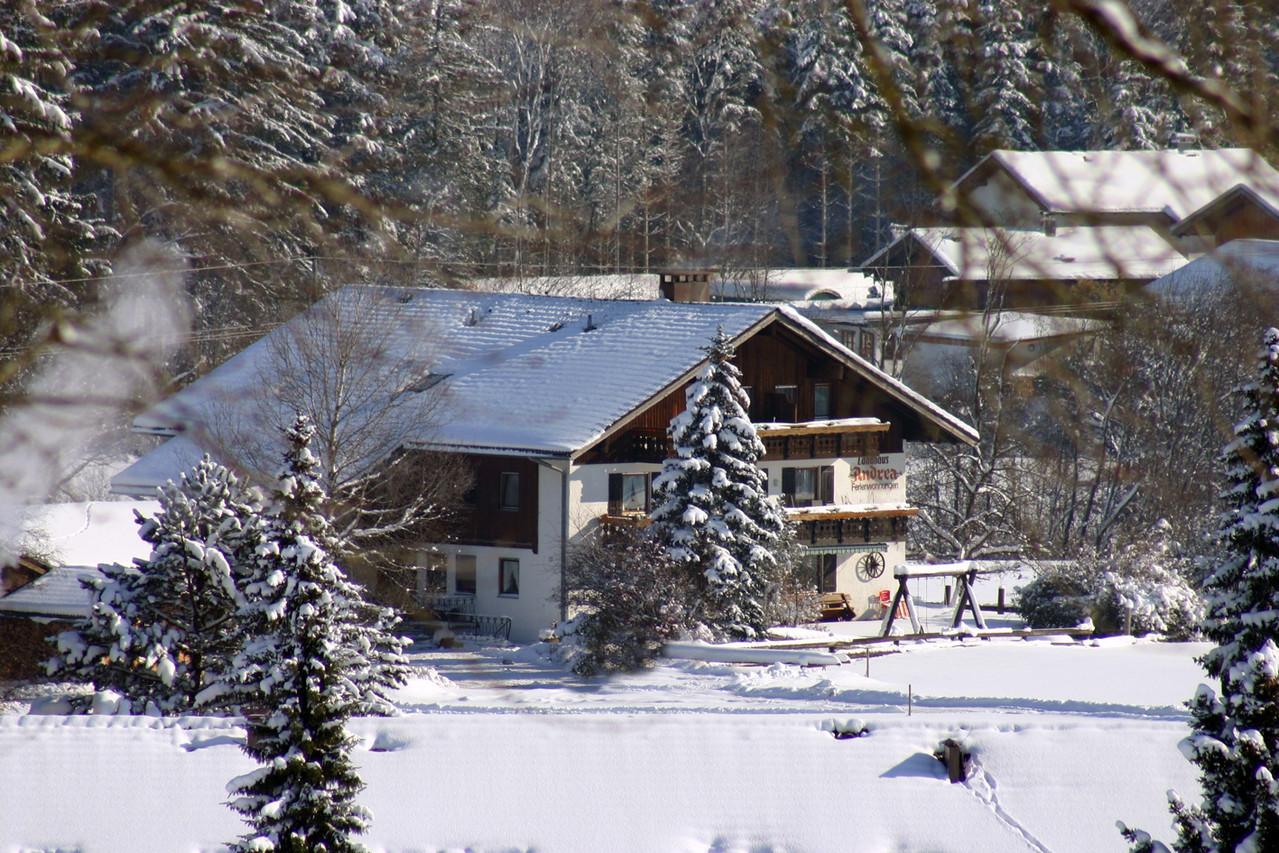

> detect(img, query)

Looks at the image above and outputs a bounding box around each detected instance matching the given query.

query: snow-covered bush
[1097,568,1203,640]
[1092,521,1204,640]
[1016,572,1092,630]
[561,524,695,676]
[1018,523,1204,640]
[651,328,790,639]
[48,456,262,714]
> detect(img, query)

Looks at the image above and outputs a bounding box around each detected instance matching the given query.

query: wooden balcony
[787,503,916,546]
[757,419,888,461]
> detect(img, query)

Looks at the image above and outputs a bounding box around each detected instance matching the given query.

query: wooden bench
[819,592,856,622]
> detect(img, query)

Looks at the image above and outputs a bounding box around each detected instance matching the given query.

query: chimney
[1041,211,1057,237]
[659,269,711,303]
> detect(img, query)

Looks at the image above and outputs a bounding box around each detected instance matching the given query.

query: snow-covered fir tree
[651,328,789,639]
[49,457,261,714]
[971,0,1038,151]
[0,4,109,333]
[1122,328,1279,853]
[227,414,410,853]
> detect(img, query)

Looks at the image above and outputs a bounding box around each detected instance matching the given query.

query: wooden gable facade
[1173,185,1279,249]
[577,316,942,467]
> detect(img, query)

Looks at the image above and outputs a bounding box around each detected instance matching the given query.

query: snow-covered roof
[717,268,885,306]
[787,502,917,520]
[115,288,976,494]
[0,501,156,618]
[1146,239,1279,299]
[915,311,1102,346]
[961,148,1279,220]
[464,273,658,300]
[755,417,886,433]
[0,564,102,618]
[873,226,1186,282]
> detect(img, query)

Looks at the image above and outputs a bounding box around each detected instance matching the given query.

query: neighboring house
[949,147,1279,237]
[1170,185,1279,252]
[857,148,1279,311]
[899,311,1102,399]
[860,224,1185,311]
[1145,238,1279,301]
[112,284,976,642]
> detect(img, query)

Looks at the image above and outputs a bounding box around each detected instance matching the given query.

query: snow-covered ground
[1,631,1205,853]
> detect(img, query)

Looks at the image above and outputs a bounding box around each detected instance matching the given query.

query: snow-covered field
[2,632,1205,853]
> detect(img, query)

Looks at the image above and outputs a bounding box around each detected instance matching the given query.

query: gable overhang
[860,231,957,277]
[771,308,978,446]
[1172,183,1279,237]
[950,151,1055,218]
[568,311,778,461]
[574,308,977,458]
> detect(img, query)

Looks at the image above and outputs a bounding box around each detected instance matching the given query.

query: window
[859,331,875,361]
[767,384,799,422]
[500,472,520,510]
[417,554,447,597]
[455,554,477,595]
[499,558,520,596]
[783,465,835,507]
[803,553,838,593]
[813,384,832,419]
[608,472,651,514]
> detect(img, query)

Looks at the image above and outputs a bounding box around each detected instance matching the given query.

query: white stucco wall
[429,450,915,640]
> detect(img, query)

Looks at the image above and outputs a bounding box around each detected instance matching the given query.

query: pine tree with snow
[227,414,410,853]
[49,456,261,714]
[1121,328,1279,853]
[0,4,110,339]
[651,328,789,639]
[971,0,1039,151]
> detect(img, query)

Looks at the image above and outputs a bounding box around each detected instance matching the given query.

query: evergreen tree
[228,414,409,853]
[651,328,789,639]
[0,4,110,344]
[49,457,260,714]
[1122,328,1279,853]
[971,0,1038,152]
[562,524,694,676]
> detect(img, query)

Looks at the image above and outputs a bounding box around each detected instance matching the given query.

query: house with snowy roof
[860,224,1186,311]
[112,282,976,642]
[950,147,1279,235]
[858,148,1279,313]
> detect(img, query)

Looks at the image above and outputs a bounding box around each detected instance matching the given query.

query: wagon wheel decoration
[855,552,885,582]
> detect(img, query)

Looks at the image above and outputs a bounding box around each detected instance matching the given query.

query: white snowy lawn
[1,633,1206,853]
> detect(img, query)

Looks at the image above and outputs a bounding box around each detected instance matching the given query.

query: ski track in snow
[966,760,1054,853]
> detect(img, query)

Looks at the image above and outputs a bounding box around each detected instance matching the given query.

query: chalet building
[113,285,975,642]
[860,224,1185,311]
[859,148,1279,313]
